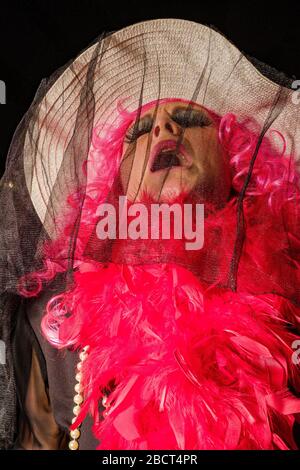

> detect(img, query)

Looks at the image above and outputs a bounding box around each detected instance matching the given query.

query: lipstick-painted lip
[149,139,193,172]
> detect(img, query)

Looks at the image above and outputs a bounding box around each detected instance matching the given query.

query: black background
[0,0,300,176]
[0,2,300,461]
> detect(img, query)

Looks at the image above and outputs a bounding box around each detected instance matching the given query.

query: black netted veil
[0,19,300,449]
[0,32,110,448]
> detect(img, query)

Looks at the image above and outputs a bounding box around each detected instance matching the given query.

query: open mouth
[150,150,182,172]
[149,140,192,173]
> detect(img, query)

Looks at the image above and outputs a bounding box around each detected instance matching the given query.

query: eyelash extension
[124,110,212,143]
[172,110,212,128]
[124,119,153,143]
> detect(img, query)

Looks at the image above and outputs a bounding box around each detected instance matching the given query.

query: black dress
[11,276,101,450]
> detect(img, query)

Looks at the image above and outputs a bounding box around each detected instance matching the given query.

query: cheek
[193,130,224,174]
[191,131,232,200]
[120,140,149,189]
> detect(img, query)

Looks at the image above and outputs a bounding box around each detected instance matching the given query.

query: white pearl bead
[75,372,82,382]
[77,362,83,371]
[74,383,82,393]
[69,440,79,450]
[73,405,81,416]
[70,428,81,439]
[79,351,87,361]
[74,394,83,405]
[102,394,108,406]
[72,417,77,424]
[82,345,89,352]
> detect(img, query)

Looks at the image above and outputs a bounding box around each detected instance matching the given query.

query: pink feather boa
[56,260,300,450]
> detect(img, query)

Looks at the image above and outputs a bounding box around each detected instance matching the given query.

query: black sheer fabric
[0,32,109,449]
[0,18,300,449]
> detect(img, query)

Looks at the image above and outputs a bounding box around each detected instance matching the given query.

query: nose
[153,112,182,138]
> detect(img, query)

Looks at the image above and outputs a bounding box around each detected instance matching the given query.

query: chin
[160,186,192,202]
[138,183,195,203]
[142,171,196,202]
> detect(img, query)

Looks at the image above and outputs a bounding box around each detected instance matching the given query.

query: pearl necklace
[68,345,89,450]
[68,345,111,450]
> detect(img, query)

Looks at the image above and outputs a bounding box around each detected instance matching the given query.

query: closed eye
[124,107,212,143]
[171,108,212,128]
[124,115,153,143]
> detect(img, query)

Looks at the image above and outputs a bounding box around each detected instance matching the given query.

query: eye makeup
[124,106,212,143]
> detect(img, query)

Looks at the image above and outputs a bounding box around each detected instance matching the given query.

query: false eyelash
[124,120,153,143]
[172,110,212,128]
[124,111,212,143]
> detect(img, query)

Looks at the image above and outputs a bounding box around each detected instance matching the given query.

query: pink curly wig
[18,96,300,300]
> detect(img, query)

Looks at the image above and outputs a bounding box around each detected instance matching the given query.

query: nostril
[165,122,173,133]
[154,125,160,137]
[154,122,181,136]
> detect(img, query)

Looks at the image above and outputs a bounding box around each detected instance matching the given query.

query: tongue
[151,151,181,172]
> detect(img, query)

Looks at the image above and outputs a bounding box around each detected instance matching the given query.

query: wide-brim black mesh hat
[23,18,299,230]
